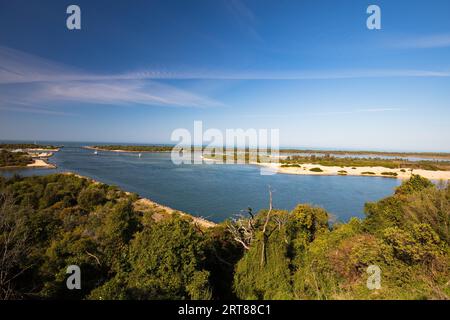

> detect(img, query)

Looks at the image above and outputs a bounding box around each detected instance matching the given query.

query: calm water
[1,142,401,223]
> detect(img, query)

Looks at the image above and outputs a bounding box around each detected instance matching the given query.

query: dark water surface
[1,142,401,222]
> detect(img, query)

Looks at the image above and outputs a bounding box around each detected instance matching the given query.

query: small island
[84,145,175,153]
[0,143,59,169]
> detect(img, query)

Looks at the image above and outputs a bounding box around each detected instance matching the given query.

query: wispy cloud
[223,0,263,43]
[121,69,450,80]
[389,34,450,49]
[238,108,405,118]
[0,98,75,116]
[0,46,225,111]
[1,45,449,116]
[309,108,405,116]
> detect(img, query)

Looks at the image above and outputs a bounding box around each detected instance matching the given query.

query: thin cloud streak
[1,46,449,85]
[309,108,406,116]
[238,108,406,118]
[390,34,450,49]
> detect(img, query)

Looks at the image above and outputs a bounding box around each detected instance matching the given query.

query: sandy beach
[257,162,450,180]
[201,155,450,180]
[27,159,56,169]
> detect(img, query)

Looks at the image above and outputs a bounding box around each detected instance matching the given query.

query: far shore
[257,162,450,180]
[202,156,450,180]
[83,146,172,153]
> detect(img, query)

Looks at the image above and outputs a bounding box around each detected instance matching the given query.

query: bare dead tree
[227,187,283,268]
[260,187,273,267]
[226,208,255,250]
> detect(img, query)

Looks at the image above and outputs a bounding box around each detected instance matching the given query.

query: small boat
[94,150,98,155]
[138,153,142,158]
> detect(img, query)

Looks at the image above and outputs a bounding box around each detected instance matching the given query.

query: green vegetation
[361,172,376,175]
[338,170,347,175]
[89,145,175,152]
[0,150,33,168]
[278,149,450,160]
[0,174,239,300]
[309,167,323,172]
[0,143,59,150]
[1,173,448,300]
[230,175,449,299]
[381,172,398,177]
[282,155,450,171]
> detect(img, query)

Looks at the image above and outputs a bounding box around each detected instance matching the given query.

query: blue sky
[0,0,449,151]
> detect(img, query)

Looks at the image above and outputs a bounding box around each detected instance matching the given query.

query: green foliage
[233,177,449,300]
[233,206,329,300]
[0,174,212,300]
[381,172,398,177]
[77,186,107,211]
[382,224,444,265]
[0,150,33,168]
[309,167,323,172]
[1,173,449,300]
[395,174,434,195]
[105,216,212,300]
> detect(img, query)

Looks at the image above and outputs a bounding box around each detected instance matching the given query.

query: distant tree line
[0,143,59,150]
[282,155,450,171]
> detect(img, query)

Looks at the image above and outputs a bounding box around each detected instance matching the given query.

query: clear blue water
[0,142,401,223]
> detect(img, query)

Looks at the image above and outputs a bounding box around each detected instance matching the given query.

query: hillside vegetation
[0,174,448,300]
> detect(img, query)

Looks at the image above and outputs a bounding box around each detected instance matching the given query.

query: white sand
[27,159,56,168]
[257,162,450,180]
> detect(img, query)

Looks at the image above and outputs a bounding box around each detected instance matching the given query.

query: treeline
[279,149,450,159]
[282,154,450,171]
[0,174,448,300]
[0,143,59,150]
[90,145,174,152]
[0,150,33,168]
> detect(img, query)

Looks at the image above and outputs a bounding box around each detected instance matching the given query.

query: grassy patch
[381,172,398,177]
[310,167,323,172]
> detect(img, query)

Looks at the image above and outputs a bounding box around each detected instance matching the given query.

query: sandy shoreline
[202,156,450,180]
[27,159,56,169]
[257,162,450,180]
[134,198,216,229]
[63,172,216,229]
[0,159,56,170]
